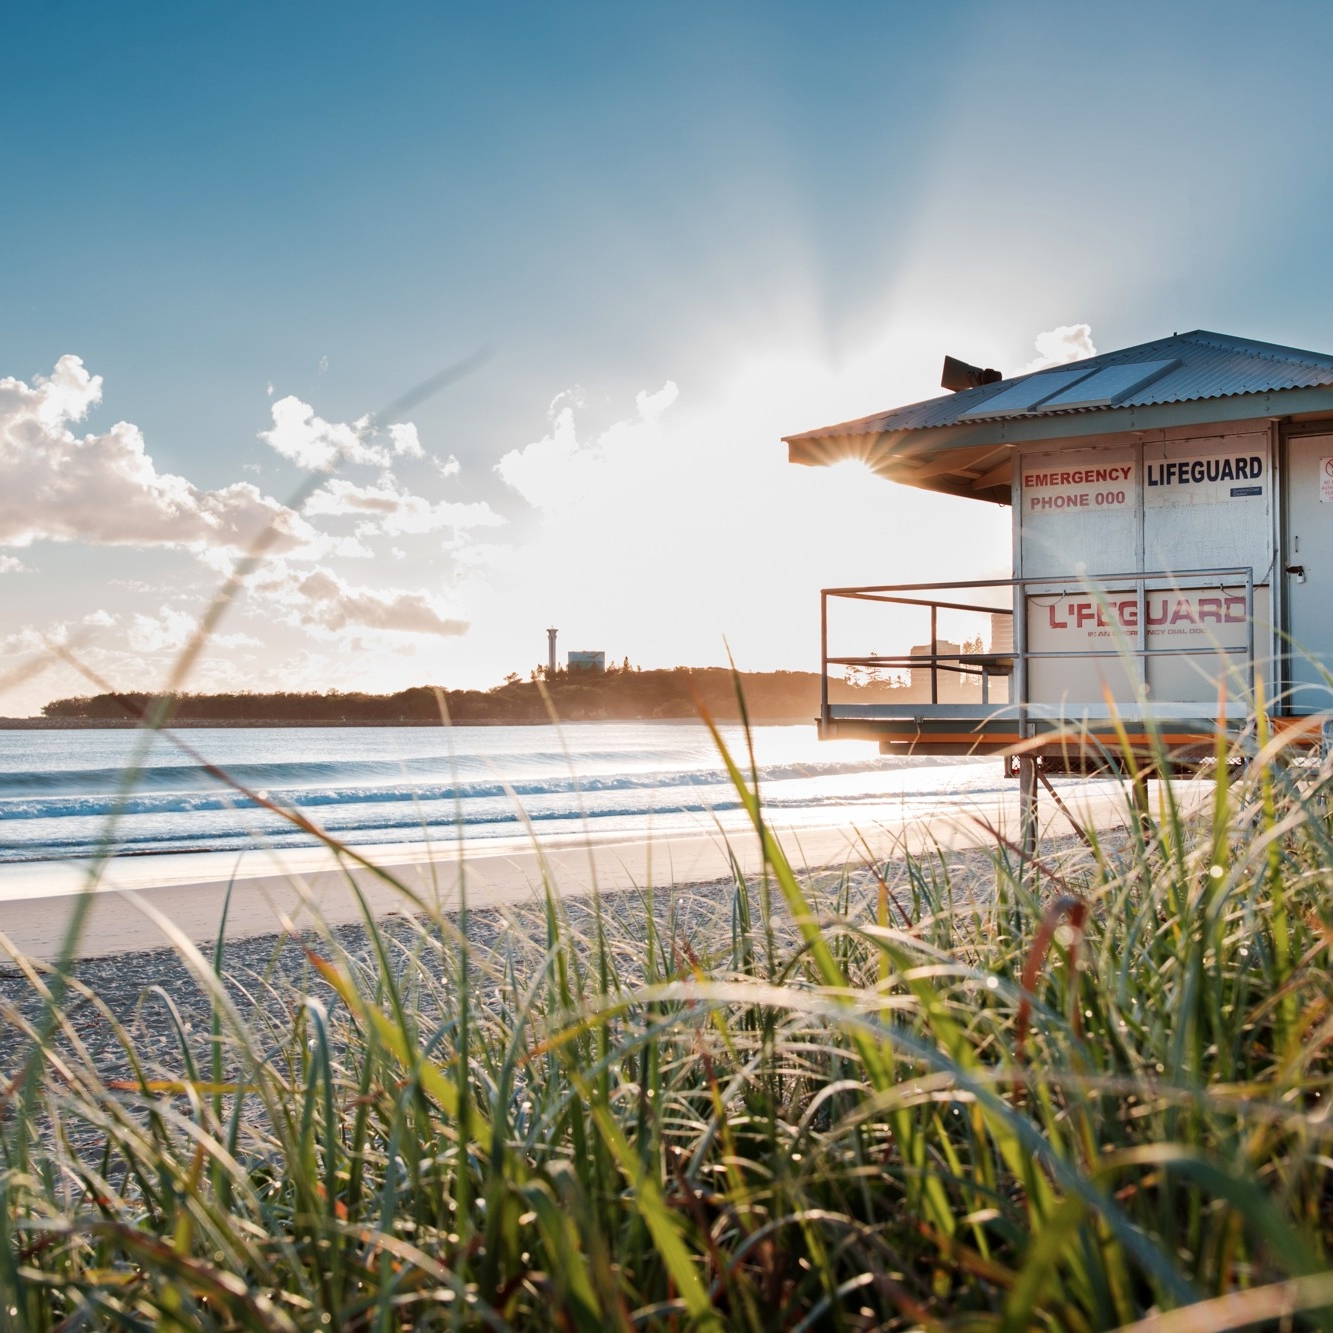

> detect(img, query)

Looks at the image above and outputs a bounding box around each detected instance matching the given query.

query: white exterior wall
[1015,443,1139,580]
[1013,420,1275,710]
[1143,426,1273,577]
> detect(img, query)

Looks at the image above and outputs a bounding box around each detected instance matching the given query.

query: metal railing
[820,566,1257,727]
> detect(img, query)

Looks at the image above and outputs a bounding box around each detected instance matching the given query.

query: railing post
[1136,577,1147,696]
[1131,766,1151,837]
[930,602,938,705]
[820,590,829,726]
[1245,567,1255,699]
[1019,755,1039,861]
[1014,579,1028,722]
[1014,579,1035,860]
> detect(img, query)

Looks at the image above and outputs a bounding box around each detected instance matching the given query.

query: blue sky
[4,1,1333,712]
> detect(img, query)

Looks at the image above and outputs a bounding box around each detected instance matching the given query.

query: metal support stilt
[1019,755,1039,862]
[1131,767,1151,835]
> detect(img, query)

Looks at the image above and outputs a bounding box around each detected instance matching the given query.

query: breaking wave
[0,722,1005,863]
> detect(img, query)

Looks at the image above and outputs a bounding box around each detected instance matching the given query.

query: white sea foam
[0,722,1014,863]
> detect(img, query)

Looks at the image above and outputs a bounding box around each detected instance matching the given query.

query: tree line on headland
[37,666,824,725]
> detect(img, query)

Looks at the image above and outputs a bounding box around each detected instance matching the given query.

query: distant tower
[547,626,558,677]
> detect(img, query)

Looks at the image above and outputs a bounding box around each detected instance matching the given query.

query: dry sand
[0,783,1157,1108]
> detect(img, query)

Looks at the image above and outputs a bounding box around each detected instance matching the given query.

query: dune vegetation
[4,704,1333,1330]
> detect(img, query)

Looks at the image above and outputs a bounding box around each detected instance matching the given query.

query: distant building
[567,651,606,673]
[909,640,960,694]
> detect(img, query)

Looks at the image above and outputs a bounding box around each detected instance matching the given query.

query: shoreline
[0,715,820,730]
[0,784,1152,964]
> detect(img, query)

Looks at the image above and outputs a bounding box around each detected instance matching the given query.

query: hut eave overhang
[785,329,1333,503]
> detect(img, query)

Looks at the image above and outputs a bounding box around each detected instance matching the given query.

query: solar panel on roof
[957,366,1096,419]
[1035,358,1181,410]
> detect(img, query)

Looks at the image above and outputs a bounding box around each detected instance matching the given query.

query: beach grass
[4,706,1333,1329]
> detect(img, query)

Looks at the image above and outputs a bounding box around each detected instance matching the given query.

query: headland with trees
[26,664,829,726]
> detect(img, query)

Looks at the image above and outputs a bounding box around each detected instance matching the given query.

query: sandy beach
[0,780,1159,964]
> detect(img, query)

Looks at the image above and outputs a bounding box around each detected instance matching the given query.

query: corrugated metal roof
[784,330,1333,442]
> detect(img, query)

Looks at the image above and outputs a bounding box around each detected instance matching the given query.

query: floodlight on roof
[941,356,1003,392]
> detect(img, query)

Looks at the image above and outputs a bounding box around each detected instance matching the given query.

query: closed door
[1285,434,1333,713]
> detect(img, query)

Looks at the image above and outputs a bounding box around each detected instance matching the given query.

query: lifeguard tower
[785,330,1333,830]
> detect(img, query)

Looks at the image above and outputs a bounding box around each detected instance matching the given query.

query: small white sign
[1321,457,1333,503]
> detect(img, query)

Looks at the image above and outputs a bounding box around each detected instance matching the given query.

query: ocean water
[0,723,1012,864]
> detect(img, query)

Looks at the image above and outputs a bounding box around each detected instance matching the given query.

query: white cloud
[259,395,388,471]
[0,599,270,712]
[303,477,402,517]
[326,534,377,559]
[435,453,461,478]
[445,538,522,576]
[108,607,254,657]
[388,422,424,459]
[0,555,29,574]
[0,356,316,553]
[303,475,504,537]
[635,381,679,422]
[260,399,442,473]
[126,607,199,654]
[210,629,264,649]
[1018,324,1097,375]
[495,380,678,511]
[251,562,469,637]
